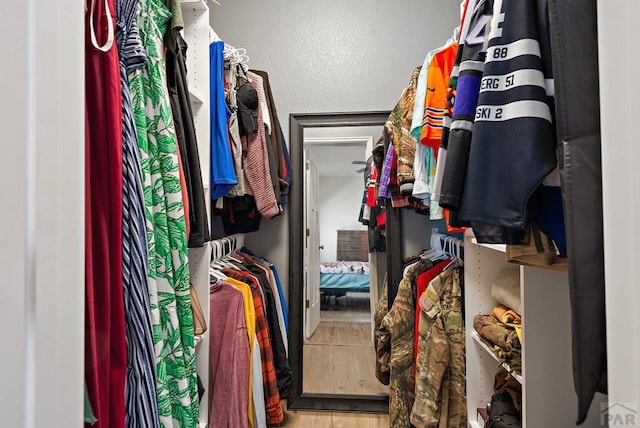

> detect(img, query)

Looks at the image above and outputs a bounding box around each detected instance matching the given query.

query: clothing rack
[210,233,245,262]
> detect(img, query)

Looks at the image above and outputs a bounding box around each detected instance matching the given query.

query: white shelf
[471,238,506,253]
[180,0,209,11]
[471,330,523,384]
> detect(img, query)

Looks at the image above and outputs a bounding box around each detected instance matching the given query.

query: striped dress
[115,0,161,426]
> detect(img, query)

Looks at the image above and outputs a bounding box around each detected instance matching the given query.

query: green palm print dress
[128,0,198,425]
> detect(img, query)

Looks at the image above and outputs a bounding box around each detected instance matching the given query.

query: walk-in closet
[2,1,638,428]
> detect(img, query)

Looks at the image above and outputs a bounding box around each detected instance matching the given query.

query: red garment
[208,281,250,428]
[84,1,127,427]
[366,166,378,207]
[414,259,450,371]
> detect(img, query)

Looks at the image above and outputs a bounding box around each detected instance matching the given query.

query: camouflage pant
[411,266,466,428]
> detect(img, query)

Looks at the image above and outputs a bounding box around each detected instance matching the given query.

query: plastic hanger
[429,232,448,261]
[209,267,226,281]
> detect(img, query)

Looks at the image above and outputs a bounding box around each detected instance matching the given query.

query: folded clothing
[474,315,520,352]
[474,314,522,372]
[491,304,523,344]
[491,304,521,326]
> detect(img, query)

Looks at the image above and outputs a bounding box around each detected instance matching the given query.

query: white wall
[318,176,367,262]
[211,0,461,300]
[1,0,84,426]
[599,0,640,411]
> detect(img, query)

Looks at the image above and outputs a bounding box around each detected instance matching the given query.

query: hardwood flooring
[320,306,371,323]
[306,321,372,346]
[282,409,389,427]
[303,321,388,396]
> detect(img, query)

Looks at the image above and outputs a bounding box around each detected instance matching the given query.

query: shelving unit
[470,331,522,384]
[464,229,606,427]
[180,1,211,426]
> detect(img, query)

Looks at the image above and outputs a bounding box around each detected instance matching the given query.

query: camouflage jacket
[377,260,432,428]
[374,275,391,385]
[411,266,466,428]
[385,67,422,196]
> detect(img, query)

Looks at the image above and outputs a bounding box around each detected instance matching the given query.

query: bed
[320,230,370,309]
[320,261,370,309]
[320,261,370,293]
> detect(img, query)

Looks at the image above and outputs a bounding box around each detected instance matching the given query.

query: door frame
[288,111,395,413]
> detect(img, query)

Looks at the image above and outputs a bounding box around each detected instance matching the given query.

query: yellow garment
[227,276,257,428]
[491,304,521,325]
[491,304,523,345]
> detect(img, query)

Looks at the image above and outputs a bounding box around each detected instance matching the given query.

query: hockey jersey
[457,0,560,241]
[438,0,494,212]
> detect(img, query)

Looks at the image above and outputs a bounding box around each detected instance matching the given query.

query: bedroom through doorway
[302,127,387,397]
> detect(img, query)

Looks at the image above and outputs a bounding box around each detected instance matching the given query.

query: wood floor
[282,409,389,427]
[303,321,388,396]
[320,307,371,323]
[306,321,373,346]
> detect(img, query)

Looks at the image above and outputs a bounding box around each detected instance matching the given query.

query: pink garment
[208,280,250,428]
[241,81,280,218]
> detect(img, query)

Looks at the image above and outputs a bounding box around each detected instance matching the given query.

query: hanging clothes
[248,71,282,209]
[242,263,291,397]
[385,66,422,196]
[208,280,251,428]
[374,275,391,385]
[456,0,561,245]
[279,126,293,206]
[413,258,450,367]
[377,260,432,428]
[114,0,160,425]
[548,0,607,422]
[241,79,280,219]
[210,41,238,199]
[419,41,458,152]
[251,70,286,199]
[222,268,284,425]
[128,0,198,425]
[224,276,258,428]
[166,29,211,248]
[430,0,475,218]
[438,0,494,214]
[240,247,290,340]
[84,0,127,426]
[411,265,466,428]
[224,62,249,197]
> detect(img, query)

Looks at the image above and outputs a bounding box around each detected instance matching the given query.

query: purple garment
[208,280,250,428]
[378,144,395,199]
